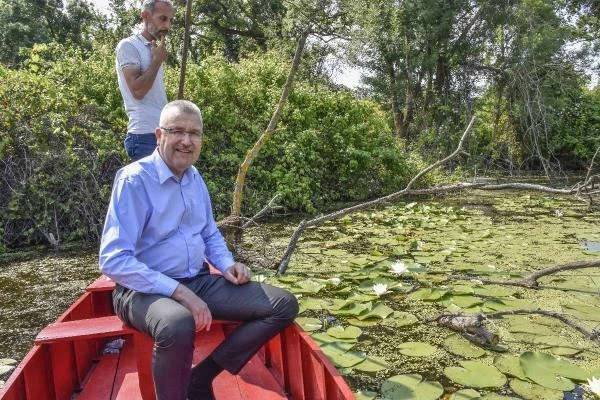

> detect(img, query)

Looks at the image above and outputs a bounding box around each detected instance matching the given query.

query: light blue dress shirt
[99,150,234,297]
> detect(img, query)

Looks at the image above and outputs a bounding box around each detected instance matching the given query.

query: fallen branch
[242,193,282,229]
[436,314,499,347]
[485,309,600,344]
[276,116,478,274]
[451,258,600,288]
[429,308,600,347]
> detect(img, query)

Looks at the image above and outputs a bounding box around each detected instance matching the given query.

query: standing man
[99,100,298,400]
[116,0,174,161]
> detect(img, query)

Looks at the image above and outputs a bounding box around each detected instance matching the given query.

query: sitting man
[99,99,298,400]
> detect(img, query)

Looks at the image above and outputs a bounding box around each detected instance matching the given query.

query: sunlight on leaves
[380,374,443,400]
[444,361,506,388]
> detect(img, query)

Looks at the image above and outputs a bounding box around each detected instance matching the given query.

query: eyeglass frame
[159,126,203,141]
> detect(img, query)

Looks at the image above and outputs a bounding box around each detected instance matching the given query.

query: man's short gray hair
[160,100,203,127]
[141,0,174,13]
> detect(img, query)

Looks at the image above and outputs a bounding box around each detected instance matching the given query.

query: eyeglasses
[160,127,202,141]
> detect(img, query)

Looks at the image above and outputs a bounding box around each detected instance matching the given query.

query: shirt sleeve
[99,172,180,297]
[116,41,141,70]
[197,178,235,272]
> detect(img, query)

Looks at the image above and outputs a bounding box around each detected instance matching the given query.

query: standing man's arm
[123,35,168,100]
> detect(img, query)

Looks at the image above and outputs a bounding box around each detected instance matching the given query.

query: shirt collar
[150,149,196,185]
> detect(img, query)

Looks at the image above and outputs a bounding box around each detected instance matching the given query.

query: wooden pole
[177,0,193,99]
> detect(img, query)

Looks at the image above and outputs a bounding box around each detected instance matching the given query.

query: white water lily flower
[389,261,409,275]
[587,376,600,398]
[328,277,342,285]
[372,283,389,296]
[471,279,484,285]
[254,274,267,283]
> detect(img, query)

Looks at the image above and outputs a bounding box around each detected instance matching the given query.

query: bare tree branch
[276,116,477,274]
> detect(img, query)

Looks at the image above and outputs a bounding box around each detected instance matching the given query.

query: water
[0,245,100,381]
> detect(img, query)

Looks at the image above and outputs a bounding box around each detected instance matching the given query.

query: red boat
[0,275,355,400]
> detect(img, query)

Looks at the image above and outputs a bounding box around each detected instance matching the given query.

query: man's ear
[155,127,162,142]
[141,10,149,21]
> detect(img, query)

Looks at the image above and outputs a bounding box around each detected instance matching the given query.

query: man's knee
[275,290,299,322]
[153,313,195,348]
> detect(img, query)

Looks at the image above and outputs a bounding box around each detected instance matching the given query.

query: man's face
[143,2,174,40]
[156,109,203,178]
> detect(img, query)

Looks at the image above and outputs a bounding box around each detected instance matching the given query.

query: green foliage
[183,51,415,215]
[0,44,416,247]
[0,42,125,248]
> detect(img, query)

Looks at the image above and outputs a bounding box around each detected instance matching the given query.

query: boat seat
[36,316,287,400]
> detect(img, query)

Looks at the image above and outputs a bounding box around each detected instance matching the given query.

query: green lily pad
[354,390,377,400]
[347,318,380,327]
[398,342,437,357]
[380,374,443,400]
[0,365,15,375]
[480,395,519,400]
[443,334,486,358]
[381,311,419,328]
[409,288,448,301]
[352,355,389,372]
[493,355,527,380]
[330,301,371,317]
[294,279,326,294]
[295,317,322,332]
[310,332,357,346]
[508,378,564,400]
[327,325,362,340]
[450,389,481,399]
[320,343,366,368]
[444,361,506,388]
[357,303,394,320]
[520,351,588,391]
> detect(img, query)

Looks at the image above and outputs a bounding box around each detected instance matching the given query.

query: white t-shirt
[115,34,168,135]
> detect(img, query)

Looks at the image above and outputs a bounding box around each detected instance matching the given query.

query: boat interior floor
[75,323,288,400]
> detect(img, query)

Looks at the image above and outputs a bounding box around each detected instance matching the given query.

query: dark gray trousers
[112,274,298,400]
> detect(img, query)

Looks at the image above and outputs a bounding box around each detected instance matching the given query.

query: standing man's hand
[151,34,168,64]
[223,262,251,285]
[172,283,212,331]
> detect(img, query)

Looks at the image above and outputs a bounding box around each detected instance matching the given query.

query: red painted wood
[77,354,120,400]
[133,332,155,400]
[236,354,287,400]
[49,341,78,400]
[23,346,55,400]
[282,325,305,399]
[301,340,326,400]
[35,316,134,344]
[86,275,116,292]
[2,275,356,400]
[112,337,144,400]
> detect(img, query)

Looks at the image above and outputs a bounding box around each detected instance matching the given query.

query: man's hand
[171,283,212,331]
[223,262,251,285]
[151,34,168,64]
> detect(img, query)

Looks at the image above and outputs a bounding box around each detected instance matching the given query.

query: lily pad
[493,355,527,380]
[443,334,486,358]
[357,303,394,320]
[352,355,390,372]
[354,390,377,400]
[327,325,362,340]
[450,389,481,399]
[508,378,564,400]
[520,351,588,391]
[294,279,326,294]
[381,311,419,328]
[295,317,322,332]
[0,365,14,375]
[380,374,443,400]
[444,361,507,388]
[398,342,437,357]
[320,344,366,368]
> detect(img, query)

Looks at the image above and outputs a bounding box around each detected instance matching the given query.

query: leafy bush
[0,46,418,248]
[184,51,416,215]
